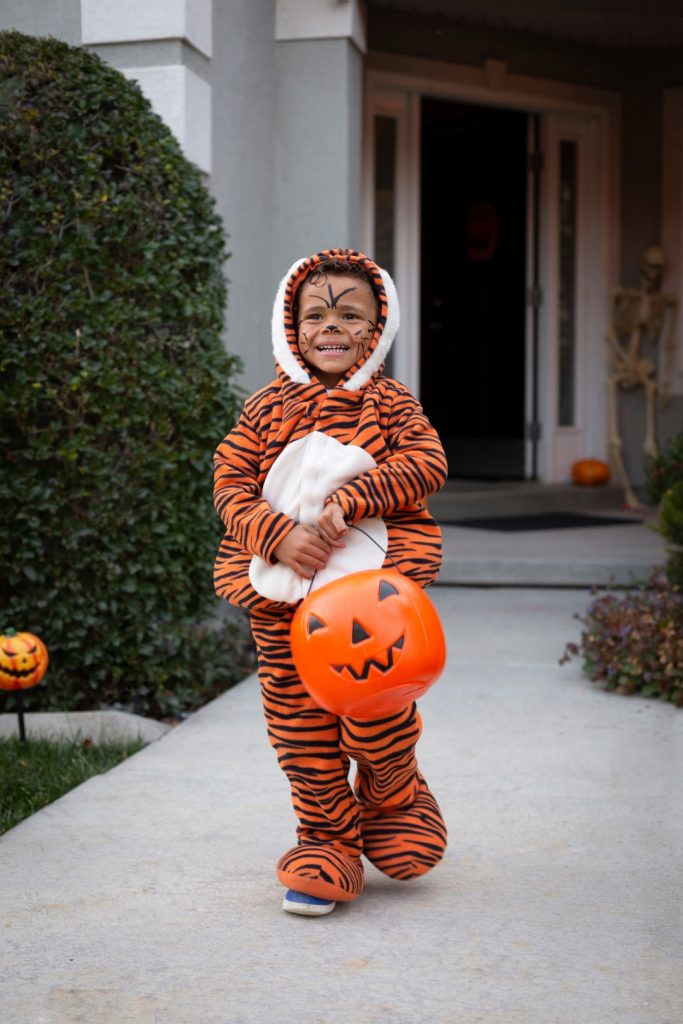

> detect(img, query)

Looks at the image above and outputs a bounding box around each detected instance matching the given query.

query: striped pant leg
[339,703,448,881]
[339,703,423,812]
[250,611,364,902]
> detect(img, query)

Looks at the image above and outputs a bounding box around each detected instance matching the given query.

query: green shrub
[0,31,250,717]
[561,575,683,706]
[645,432,683,506]
[659,481,683,546]
[657,481,683,587]
[646,434,683,586]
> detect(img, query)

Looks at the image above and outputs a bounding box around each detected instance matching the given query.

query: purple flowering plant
[561,573,683,706]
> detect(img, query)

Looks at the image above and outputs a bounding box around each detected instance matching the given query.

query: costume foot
[360,774,447,880]
[277,844,364,902]
[282,889,336,916]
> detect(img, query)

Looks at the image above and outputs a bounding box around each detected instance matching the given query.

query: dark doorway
[420,99,528,479]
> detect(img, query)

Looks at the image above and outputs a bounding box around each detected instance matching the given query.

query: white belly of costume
[249,432,388,604]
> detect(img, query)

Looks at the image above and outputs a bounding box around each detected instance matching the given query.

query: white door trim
[364,54,621,481]
[362,86,420,390]
[540,112,612,481]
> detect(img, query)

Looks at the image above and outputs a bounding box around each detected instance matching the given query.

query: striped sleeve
[326,388,447,522]
[213,409,296,564]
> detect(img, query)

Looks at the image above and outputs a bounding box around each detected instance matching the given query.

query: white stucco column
[271,0,366,274]
[81,0,213,173]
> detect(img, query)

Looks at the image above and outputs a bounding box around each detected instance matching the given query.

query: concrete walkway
[1,586,682,1024]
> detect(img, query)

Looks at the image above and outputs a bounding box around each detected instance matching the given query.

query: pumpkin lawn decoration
[290,569,446,719]
[0,630,49,742]
[571,458,611,486]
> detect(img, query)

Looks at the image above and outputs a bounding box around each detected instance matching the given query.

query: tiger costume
[213,248,448,910]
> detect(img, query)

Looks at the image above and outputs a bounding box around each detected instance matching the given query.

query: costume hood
[271,248,400,391]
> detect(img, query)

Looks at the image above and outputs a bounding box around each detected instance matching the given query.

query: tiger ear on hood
[271,250,401,392]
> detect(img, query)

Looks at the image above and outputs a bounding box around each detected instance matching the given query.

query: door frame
[363,54,621,482]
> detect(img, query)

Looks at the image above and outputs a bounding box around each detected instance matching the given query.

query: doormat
[439,512,644,532]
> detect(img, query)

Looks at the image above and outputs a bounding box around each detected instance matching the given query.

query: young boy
[213,248,448,916]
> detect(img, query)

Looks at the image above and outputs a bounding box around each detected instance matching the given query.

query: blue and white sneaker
[282,889,336,916]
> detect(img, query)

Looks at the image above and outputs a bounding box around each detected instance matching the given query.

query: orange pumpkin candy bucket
[290,569,446,719]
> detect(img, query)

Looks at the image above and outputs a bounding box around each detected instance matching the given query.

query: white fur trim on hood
[271,257,311,385]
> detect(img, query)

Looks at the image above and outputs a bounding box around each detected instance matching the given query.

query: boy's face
[297,272,378,388]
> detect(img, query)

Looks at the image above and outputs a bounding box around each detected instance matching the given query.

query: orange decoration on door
[465,201,499,262]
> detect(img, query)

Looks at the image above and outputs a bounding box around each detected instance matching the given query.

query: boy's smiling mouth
[316,343,350,353]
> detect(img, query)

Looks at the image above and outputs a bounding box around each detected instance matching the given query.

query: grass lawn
[0,735,145,836]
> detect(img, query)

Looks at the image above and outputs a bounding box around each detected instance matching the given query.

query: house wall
[208,26,364,395]
[210,0,277,394]
[209,9,364,395]
[0,0,81,44]
[271,38,364,267]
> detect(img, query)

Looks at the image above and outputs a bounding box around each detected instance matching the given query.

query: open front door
[419,99,529,479]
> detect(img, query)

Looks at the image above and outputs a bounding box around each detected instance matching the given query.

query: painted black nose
[323,323,340,332]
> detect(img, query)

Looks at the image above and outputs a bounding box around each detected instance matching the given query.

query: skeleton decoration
[605,245,678,508]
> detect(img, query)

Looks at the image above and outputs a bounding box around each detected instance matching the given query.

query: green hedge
[0,31,250,717]
[646,432,683,506]
[646,433,683,587]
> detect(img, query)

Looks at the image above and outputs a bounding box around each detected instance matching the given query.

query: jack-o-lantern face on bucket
[0,632,49,691]
[290,569,446,718]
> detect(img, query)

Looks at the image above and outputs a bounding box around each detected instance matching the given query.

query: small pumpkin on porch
[571,458,611,486]
[290,569,446,719]
[0,631,49,691]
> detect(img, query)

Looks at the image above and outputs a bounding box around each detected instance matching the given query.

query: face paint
[296,272,379,388]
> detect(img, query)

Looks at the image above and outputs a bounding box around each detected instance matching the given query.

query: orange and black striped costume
[213,249,448,902]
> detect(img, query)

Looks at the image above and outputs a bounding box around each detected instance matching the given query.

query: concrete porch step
[437,513,666,587]
[428,481,627,520]
[426,481,663,587]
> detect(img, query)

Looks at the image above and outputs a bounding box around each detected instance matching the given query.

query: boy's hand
[273,525,331,579]
[317,503,348,547]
